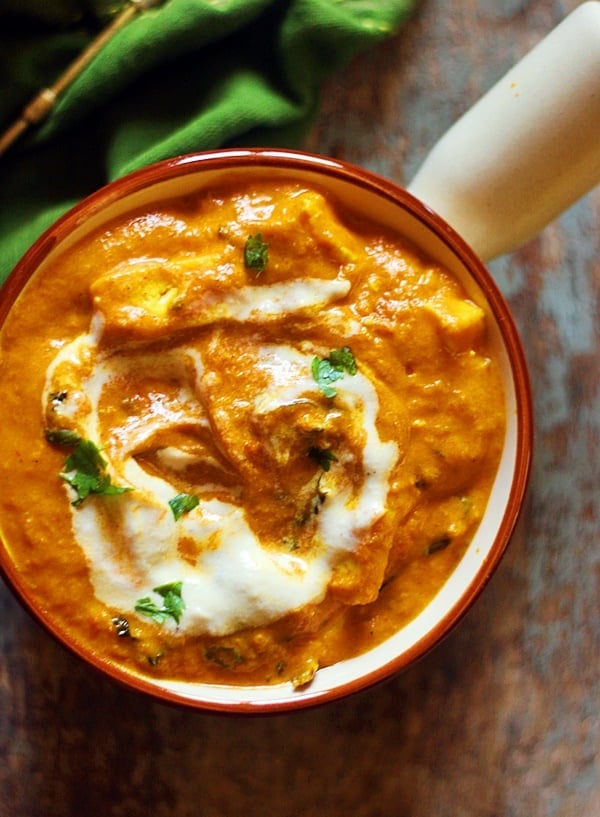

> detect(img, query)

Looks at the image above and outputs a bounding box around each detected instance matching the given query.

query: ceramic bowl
[0,148,533,713]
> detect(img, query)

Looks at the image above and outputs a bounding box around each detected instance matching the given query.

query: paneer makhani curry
[0,178,505,688]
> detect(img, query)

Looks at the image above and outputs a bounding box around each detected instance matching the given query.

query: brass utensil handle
[0,0,165,158]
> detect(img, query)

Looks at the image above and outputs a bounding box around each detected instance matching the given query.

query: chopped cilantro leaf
[328,346,357,375]
[307,446,338,472]
[244,233,269,273]
[59,437,131,506]
[169,492,200,521]
[311,357,342,398]
[134,597,166,623]
[135,581,185,625]
[311,346,357,397]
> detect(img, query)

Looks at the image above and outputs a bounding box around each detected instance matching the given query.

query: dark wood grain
[1,2,598,815]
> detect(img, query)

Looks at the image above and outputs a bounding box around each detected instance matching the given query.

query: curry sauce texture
[0,179,505,688]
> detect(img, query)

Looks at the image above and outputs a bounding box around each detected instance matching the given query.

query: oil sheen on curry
[0,178,505,688]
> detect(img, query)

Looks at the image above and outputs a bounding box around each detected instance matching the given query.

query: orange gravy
[0,179,505,687]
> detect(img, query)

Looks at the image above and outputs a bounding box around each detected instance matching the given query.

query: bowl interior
[0,149,532,712]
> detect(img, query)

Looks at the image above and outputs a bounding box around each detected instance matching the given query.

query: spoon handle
[408,1,600,262]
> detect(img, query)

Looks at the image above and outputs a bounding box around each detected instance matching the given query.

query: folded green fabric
[0,0,415,284]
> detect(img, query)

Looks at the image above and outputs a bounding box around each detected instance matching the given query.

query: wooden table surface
[1,1,598,815]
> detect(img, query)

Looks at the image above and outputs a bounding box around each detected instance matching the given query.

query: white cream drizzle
[193,276,351,324]
[43,273,398,636]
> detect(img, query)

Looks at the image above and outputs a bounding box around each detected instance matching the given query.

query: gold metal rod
[0,0,163,158]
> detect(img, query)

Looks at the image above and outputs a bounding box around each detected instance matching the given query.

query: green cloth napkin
[0,0,415,284]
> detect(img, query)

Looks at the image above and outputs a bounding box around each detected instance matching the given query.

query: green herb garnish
[168,492,200,521]
[307,446,338,472]
[244,233,269,273]
[58,437,131,506]
[135,581,185,625]
[328,346,357,374]
[311,346,357,397]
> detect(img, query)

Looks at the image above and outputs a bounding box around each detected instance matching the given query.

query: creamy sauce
[44,324,396,636]
[0,179,506,687]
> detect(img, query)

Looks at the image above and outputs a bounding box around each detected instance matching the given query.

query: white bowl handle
[407,1,600,262]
